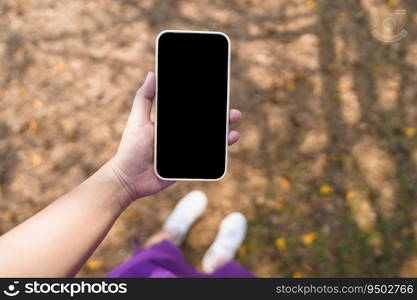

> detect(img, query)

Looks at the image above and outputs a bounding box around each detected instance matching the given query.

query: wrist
[94,161,136,211]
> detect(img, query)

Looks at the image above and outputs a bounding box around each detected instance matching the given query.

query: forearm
[0,161,132,277]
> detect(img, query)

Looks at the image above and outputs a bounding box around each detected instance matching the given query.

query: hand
[108,72,241,207]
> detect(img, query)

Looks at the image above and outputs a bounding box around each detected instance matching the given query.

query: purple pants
[107,240,254,278]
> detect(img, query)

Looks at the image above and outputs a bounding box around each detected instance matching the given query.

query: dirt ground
[1,0,417,277]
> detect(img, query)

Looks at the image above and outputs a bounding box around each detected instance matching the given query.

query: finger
[229,109,242,124]
[228,130,240,145]
[129,72,155,125]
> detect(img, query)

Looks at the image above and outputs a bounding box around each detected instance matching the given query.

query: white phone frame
[154,30,231,181]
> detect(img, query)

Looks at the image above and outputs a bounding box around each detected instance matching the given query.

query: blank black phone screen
[156,31,229,180]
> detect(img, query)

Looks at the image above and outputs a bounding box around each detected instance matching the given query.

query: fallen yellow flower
[346,190,356,201]
[18,85,27,97]
[301,232,317,247]
[338,83,349,93]
[3,211,15,222]
[33,100,43,108]
[32,155,43,167]
[305,0,317,10]
[404,127,416,138]
[27,121,38,133]
[275,237,287,253]
[274,202,285,212]
[387,0,398,10]
[319,184,333,196]
[238,244,247,257]
[53,63,67,73]
[60,119,74,131]
[279,177,291,191]
[285,79,295,92]
[85,260,103,271]
[124,209,140,220]
[372,65,382,73]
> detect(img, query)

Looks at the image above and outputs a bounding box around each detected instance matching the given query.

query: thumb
[128,72,155,126]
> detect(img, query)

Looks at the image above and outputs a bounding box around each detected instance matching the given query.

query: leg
[143,190,207,247]
[202,212,247,273]
[107,190,207,277]
[143,230,176,248]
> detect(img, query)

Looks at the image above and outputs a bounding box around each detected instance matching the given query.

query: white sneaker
[162,190,207,245]
[202,212,247,273]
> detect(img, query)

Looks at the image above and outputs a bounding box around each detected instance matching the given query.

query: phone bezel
[154,30,231,181]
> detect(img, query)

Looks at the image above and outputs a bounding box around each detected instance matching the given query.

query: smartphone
[155,30,230,181]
